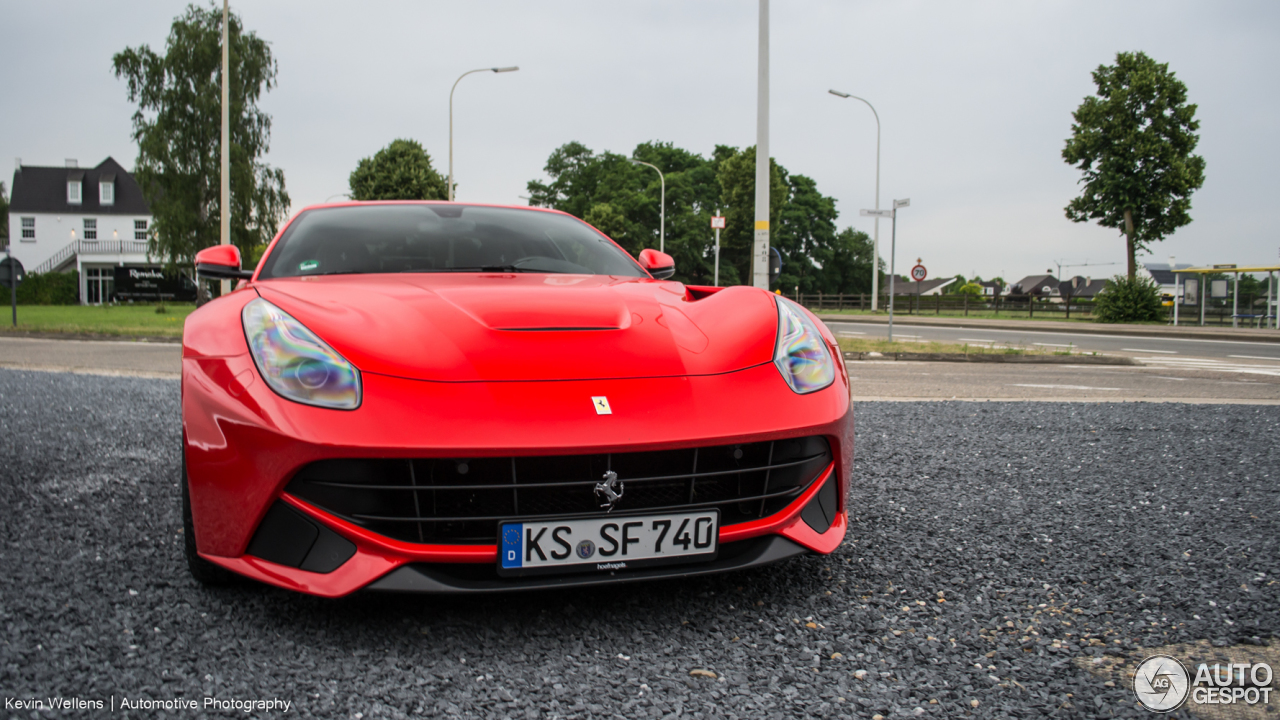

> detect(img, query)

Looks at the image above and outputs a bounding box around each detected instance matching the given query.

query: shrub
[1093,274,1162,323]
[14,270,80,305]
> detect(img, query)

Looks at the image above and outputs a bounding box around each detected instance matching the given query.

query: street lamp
[448,66,519,202]
[628,159,665,253]
[829,90,881,310]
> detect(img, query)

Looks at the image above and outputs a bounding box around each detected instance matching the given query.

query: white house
[8,157,160,304]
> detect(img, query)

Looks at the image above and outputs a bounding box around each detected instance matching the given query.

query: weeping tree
[113,3,289,267]
[1062,51,1205,279]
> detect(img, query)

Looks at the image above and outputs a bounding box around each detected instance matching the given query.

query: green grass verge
[0,304,195,337]
[816,308,1100,322]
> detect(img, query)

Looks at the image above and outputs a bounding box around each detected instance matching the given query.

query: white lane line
[1122,348,1178,354]
[1153,376,1188,381]
[1034,343,1074,348]
[1009,384,1120,391]
[959,338,996,343]
[823,322,1280,347]
[1229,355,1280,361]
[836,331,866,336]
[894,334,921,338]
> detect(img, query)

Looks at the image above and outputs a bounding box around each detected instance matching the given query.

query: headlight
[242,298,362,409]
[773,297,835,394]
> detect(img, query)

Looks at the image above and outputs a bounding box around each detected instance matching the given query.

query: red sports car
[182,202,852,596]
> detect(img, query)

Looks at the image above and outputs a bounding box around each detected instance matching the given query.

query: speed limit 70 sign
[910,264,927,282]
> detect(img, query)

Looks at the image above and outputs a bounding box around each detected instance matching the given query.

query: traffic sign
[710,216,725,229]
[860,209,893,218]
[910,264,927,282]
[893,198,911,209]
[0,256,24,289]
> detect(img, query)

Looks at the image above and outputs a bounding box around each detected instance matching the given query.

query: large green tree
[0,182,8,247]
[348,139,447,201]
[1062,51,1205,279]
[527,141,877,292]
[113,3,289,266]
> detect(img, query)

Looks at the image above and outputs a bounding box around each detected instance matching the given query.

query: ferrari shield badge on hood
[592,396,612,415]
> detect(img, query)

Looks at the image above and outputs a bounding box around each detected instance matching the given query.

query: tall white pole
[449,67,519,202]
[628,160,664,252]
[829,91,881,309]
[752,0,770,290]
[887,209,896,342]
[219,0,231,295]
[714,210,721,286]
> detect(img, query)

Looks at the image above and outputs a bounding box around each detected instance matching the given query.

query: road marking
[824,321,1280,347]
[1153,376,1188,381]
[959,338,995,343]
[1228,355,1280,361]
[836,331,866,336]
[894,334,921,338]
[1034,343,1073,348]
[1122,348,1177,353]
[1009,384,1120,391]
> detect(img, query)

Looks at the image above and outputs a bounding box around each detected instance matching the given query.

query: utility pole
[752,0,770,290]
[219,0,231,296]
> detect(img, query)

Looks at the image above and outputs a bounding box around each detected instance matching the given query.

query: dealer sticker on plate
[498,510,718,577]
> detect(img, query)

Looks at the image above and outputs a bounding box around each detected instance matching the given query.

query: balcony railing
[30,239,151,274]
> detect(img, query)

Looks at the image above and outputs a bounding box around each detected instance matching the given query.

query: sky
[4,0,1278,283]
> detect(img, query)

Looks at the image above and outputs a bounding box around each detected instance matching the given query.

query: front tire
[183,453,236,585]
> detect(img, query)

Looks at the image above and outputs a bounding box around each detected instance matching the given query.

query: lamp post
[448,66,519,202]
[628,159,665,253]
[219,0,231,296]
[829,90,881,310]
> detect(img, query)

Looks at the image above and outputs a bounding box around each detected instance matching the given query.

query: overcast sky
[4,1,1278,281]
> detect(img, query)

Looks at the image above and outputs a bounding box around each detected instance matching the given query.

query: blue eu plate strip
[501,524,523,569]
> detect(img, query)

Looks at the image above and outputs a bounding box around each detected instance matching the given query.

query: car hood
[253,274,778,382]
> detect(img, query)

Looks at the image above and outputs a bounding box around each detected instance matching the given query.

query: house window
[68,180,82,204]
[100,181,114,205]
[21,217,35,241]
[83,218,97,240]
[134,219,148,240]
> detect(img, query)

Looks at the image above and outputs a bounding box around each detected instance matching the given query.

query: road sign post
[711,214,726,286]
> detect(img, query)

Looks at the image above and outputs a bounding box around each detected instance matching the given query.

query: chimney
[65,159,78,168]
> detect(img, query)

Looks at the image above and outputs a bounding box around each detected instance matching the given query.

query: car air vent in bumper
[285,436,832,545]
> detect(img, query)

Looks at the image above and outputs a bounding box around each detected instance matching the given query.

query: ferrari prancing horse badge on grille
[592,396,612,415]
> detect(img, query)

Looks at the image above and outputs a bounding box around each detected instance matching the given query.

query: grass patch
[817,308,1101,322]
[0,304,195,337]
[837,337,1067,356]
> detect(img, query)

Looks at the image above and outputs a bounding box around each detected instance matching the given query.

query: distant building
[6,157,186,304]
[1009,274,1059,297]
[890,276,957,296]
[977,281,1004,297]
[1143,262,1196,300]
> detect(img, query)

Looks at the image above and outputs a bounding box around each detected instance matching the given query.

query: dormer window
[68,180,83,204]
[99,175,115,205]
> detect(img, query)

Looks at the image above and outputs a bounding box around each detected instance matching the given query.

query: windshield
[257,204,646,279]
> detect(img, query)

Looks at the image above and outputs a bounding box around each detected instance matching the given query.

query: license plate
[497,510,719,577]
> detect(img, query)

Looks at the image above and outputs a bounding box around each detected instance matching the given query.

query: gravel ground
[1,368,1277,719]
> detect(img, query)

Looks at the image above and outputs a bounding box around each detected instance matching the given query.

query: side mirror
[638,248,675,279]
[195,245,254,280]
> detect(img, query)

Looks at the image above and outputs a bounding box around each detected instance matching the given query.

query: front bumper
[183,354,853,596]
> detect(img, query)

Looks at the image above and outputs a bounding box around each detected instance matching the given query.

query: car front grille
[285,436,832,545]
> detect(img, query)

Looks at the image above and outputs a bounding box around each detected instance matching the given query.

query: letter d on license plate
[498,510,718,577]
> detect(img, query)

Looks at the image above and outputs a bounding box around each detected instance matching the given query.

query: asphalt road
[825,321,1280,361]
[1,369,1276,718]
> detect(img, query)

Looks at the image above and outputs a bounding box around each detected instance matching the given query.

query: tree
[1094,273,1162,323]
[0,182,8,247]
[1063,51,1205,280]
[348,139,447,201]
[113,3,289,267]
[956,282,984,298]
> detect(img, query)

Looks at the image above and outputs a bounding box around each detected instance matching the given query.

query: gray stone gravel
[1,368,1277,719]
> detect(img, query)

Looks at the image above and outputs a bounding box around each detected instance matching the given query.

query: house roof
[1010,274,1059,295]
[9,157,150,216]
[891,277,956,295]
[1060,277,1109,297]
[1143,263,1196,286]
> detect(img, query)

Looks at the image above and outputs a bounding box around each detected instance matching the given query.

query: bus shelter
[1175,265,1278,328]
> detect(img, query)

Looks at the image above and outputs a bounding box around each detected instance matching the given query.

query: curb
[817,314,1280,344]
[0,331,181,344]
[843,351,1137,365]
